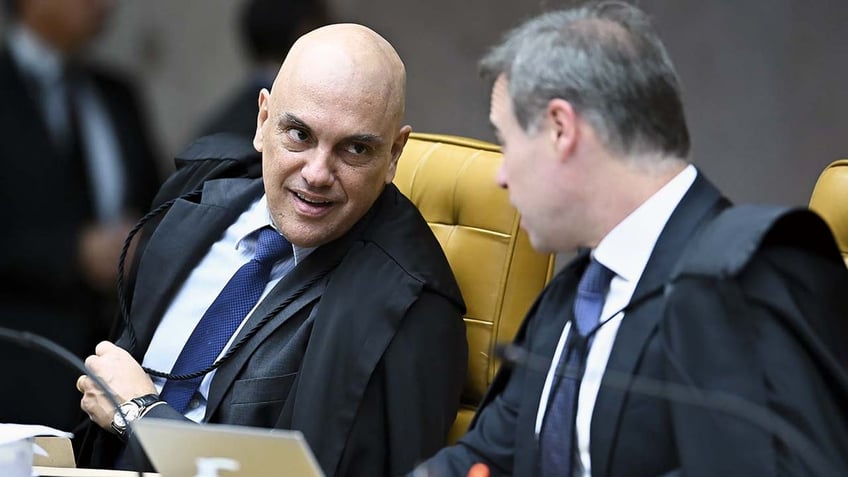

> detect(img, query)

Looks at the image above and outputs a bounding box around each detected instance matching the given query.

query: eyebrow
[279,113,312,134]
[346,134,384,147]
[280,112,385,147]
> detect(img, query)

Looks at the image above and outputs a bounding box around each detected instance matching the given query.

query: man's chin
[525,231,559,255]
[279,221,340,248]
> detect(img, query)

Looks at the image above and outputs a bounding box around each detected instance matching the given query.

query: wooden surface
[33,437,76,468]
[33,466,159,476]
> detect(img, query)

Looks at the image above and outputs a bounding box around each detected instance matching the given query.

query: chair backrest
[394,132,556,442]
[809,159,848,267]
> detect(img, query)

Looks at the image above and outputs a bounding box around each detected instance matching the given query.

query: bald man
[75,24,467,476]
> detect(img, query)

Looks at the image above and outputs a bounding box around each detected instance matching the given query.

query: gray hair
[480,1,690,159]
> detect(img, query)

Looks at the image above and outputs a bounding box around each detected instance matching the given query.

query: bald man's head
[253,23,412,248]
[274,23,407,131]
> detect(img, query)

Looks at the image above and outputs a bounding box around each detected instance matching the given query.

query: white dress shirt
[142,194,314,422]
[535,165,697,476]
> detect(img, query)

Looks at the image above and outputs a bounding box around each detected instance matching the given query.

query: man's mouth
[294,191,333,206]
[291,191,336,217]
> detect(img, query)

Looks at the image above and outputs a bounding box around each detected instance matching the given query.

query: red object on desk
[468,463,490,477]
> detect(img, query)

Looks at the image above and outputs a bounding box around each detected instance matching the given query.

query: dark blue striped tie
[159,226,290,413]
[541,258,614,477]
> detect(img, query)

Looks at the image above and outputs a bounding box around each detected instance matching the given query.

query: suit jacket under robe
[79,135,468,477]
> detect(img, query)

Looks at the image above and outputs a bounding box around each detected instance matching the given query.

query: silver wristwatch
[111,393,161,437]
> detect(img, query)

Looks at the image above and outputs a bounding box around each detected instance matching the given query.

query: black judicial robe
[422,175,848,476]
[661,205,848,476]
[79,134,468,477]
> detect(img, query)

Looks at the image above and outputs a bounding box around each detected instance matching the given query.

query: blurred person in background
[195,0,330,141]
[0,0,162,432]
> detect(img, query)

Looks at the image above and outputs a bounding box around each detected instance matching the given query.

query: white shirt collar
[593,164,697,284]
[6,23,64,83]
[233,194,314,265]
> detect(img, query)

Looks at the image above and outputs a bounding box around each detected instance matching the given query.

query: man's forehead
[272,34,404,126]
[489,76,512,122]
[275,64,396,117]
[268,41,403,143]
[491,75,510,103]
[275,32,399,102]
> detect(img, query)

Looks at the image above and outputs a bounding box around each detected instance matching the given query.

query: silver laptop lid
[133,418,324,477]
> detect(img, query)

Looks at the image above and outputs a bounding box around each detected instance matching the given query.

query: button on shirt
[535,165,697,476]
[142,194,314,422]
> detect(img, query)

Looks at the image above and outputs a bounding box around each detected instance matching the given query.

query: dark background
[3,0,845,206]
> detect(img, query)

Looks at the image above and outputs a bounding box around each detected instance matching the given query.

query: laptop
[133,418,325,477]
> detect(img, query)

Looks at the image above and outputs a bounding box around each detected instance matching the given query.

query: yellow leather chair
[809,159,848,266]
[394,132,556,443]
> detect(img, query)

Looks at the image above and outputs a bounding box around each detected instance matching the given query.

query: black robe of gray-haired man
[418,172,848,476]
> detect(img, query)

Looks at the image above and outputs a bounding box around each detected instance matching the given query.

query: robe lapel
[124,178,264,359]
[204,236,354,417]
[525,255,587,414]
[512,257,585,475]
[590,174,729,476]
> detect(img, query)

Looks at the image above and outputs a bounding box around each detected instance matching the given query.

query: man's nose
[301,149,335,187]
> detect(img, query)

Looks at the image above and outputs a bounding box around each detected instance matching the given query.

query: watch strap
[131,393,161,409]
[139,400,167,418]
[111,393,161,438]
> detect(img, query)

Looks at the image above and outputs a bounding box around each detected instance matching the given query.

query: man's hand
[78,219,136,292]
[78,341,157,429]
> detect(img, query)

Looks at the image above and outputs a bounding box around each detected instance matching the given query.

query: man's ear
[547,98,578,160]
[385,124,412,184]
[253,88,271,152]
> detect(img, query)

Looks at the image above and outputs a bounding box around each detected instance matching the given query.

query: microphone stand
[0,326,145,477]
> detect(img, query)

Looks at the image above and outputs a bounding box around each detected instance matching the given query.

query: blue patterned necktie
[159,226,291,414]
[541,257,615,477]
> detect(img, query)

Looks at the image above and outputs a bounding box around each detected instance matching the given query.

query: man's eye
[346,143,368,155]
[287,128,309,142]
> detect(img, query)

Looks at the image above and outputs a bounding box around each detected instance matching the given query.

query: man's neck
[589,154,689,248]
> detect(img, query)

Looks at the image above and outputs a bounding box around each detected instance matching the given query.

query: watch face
[114,402,140,428]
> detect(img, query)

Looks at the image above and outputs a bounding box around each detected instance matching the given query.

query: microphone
[494,342,840,476]
[0,326,145,477]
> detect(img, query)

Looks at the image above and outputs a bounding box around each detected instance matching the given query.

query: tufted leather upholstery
[394,132,556,443]
[809,159,848,267]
